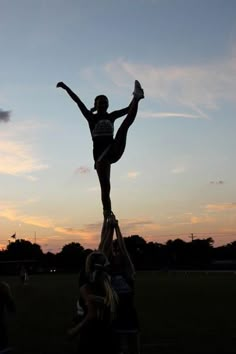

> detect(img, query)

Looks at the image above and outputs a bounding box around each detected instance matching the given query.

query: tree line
[1,236,236,274]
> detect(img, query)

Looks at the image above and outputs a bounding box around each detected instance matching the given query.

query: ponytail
[103,276,118,319]
[85,251,118,320]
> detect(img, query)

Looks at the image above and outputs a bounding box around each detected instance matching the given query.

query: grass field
[2,271,236,354]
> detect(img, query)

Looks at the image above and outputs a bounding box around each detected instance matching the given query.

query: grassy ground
[1,271,236,354]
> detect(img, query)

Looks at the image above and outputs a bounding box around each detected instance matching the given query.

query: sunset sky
[1,0,236,253]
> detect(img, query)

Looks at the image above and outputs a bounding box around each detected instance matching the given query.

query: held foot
[133,80,144,100]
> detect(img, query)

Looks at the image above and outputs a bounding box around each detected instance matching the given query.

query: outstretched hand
[56,81,66,89]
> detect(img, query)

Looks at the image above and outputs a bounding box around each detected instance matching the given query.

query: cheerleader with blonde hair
[99,217,140,354]
[68,251,118,354]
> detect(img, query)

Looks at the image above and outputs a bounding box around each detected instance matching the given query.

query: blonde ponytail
[85,251,118,321]
[103,276,118,320]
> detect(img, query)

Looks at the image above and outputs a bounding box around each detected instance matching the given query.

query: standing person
[68,251,118,354]
[56,80,144,219]
[0,281,16,353]
[111,220,140,354]
[99,216,140,354]
[19,265,28,286]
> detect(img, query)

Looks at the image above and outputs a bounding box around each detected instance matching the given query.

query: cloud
[190,215,215,224]
[54,223,102,248]
[54,218,162,247]
[171,167,185,174]
[104,51,236,117]
[217,227,236,235]
[0,200,56,230]
[74,166,91,175]
[117,217,161,236]
[0,201,98,248]
[54,226,97,238]
[206,203,236,211]
[26,175,39,182]
[0,119,48,179]
[0,199,101,250]
[0,140,48,177]
[139,111,206,119]
[209,180,224,185]
[0,207,54,229]
[170,212,216,226]
[0,202,149,247]
[0,109,11,122]
[0,200,162,250]
[127,171,140,179]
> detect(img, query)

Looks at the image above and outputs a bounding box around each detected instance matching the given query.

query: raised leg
[110,81,144,164]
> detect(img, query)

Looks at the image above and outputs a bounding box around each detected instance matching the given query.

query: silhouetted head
[92,95,109,114]
[85,251,110,282]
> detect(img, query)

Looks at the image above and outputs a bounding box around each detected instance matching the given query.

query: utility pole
[189,233,195,242]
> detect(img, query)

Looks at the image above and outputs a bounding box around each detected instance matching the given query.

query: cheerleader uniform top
[88,113,115,162]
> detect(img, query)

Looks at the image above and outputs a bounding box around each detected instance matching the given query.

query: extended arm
[98,218,114,260]
[110,105,130,120]
[114,221,135,279]
[56,82,92,120]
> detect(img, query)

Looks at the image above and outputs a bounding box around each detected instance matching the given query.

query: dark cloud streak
[210,180,224,185]
[0,109,11,122]
[75,166,90,175]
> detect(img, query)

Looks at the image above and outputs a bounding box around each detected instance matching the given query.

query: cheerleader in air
[57,80,144,219]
